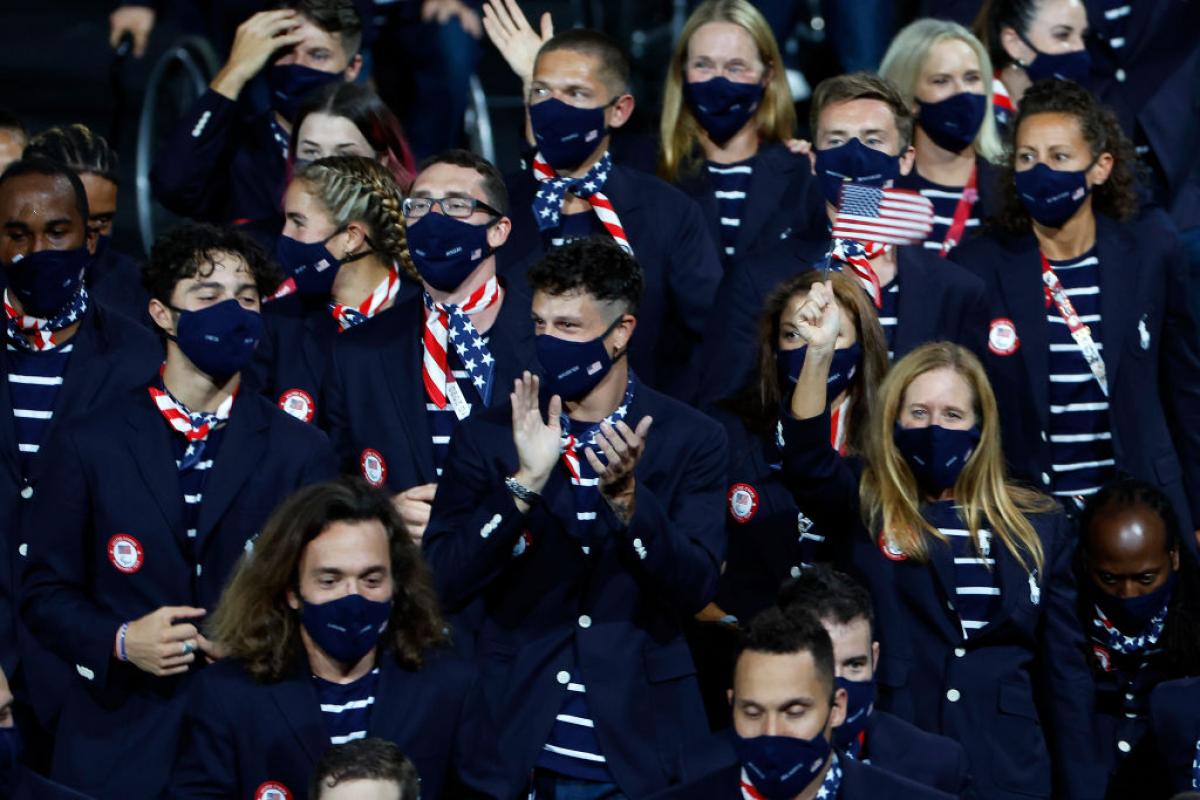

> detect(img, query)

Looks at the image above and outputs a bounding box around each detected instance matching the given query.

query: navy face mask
[529,97,611,172]
[2,246,91,318]
[917,92,988,153]
[776,343,861,405]
[300,593,392,665]
[1093,571,1177,633]
[734,723,832,800]
[814,138,902,207]
[832,676,875,750]
[684,76,765,145]
[267,63,343,122]
[536,317,623,402]
[170,299,265,380]
[407,212,492,293]
[272,232,357,297]
[1014,161,1093,228]
[894,423,981,496]
[1017,32,1092,84]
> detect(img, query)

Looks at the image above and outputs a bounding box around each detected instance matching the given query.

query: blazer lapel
[193,393,269,545]
[894,248,936,357]
[125,395,186,534]
[381,305,437,485]
[999,240,1051,429]
[0,343,21,485]
[301,306,335,388]
[1095,218,1137,388]
[735,146,797,255]
[489,282,537,391]
[269,667,330,766]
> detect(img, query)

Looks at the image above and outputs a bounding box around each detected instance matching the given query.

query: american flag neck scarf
[740,751,842,800]
[4,287,89,352]
[1093,600,1169,656]
[329,267,400,332]
[560,374,636,484]
[422,276,501,410]
[829,239,890,308]
[148,376,236,471]
[531,150,633,255]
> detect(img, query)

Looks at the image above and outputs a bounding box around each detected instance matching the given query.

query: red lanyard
[1040,253,1109,396]
[940,164,978,257]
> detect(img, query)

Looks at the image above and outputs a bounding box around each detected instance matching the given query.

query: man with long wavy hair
[170,477,497,799]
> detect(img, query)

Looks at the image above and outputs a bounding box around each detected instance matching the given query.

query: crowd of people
[2,0,1200,797]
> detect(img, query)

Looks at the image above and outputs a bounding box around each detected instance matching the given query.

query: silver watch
[505,475,540,503]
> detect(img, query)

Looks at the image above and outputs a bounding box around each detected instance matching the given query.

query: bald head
[1085,505,1178,599]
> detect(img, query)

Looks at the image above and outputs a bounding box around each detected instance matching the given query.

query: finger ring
[181,641,194,655]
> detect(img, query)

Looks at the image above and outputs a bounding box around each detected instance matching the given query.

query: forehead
[298,112,368,144]
[534,48,605,87]
[922,38,980,73]
[1036,0,1088,27]
[185,250,252,282]
[293,16,344,54]
[532,288,603,319]
[819,97,898,134]
[302,519,390,568]
[1016,112,1086,148]
[0,172,79,220]
[1087,507,1170,560]
[284,180,326,212]
[735,649,824,699]
[781,291,812,320]
[688,21,759,59]
[903,366,974,405]
[79,173,118,205]
[824,617,871,653]
[413,162,485,196]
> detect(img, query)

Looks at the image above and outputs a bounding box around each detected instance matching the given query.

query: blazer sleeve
[298,427,338,487]
[599,423,728,615]
[150,88,242,220]
[1157,236,1200,529]
[320,345,357,476]
[1036,512,1104,800]
[20,428,124,689]
[422,420,532,611]
[696,264,763,404]
[778,412,863,532]
[168,671,238,799]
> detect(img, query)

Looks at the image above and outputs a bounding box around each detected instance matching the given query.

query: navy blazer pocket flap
[998,680,1038,720]
[644,643,697,683]
[1155,453,1183,485]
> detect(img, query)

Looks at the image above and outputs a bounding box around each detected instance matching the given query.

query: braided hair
[294,155,416,279]
[25,123,119,182]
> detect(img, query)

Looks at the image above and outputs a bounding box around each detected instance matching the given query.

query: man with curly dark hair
[951,78,1200,552]
[424,237,728,797]
[20,222,335,798]
[169,478,495,799]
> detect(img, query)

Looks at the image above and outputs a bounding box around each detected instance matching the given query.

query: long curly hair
[207,478,447,682]
[994,79,1139,234]
[294,155,418,279]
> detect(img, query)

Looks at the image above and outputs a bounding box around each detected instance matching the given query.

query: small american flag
[832,184,935,246]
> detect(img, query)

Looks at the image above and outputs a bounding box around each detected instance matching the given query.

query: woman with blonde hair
[257,154,417,424]
[881,18,1006,257]
[779,281,1095,799]
[659,0,823,266]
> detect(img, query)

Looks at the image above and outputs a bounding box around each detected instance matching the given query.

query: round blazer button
[578,615,592,629]
[1115,68,1126,82]
[790,566,801,578]
[20,486,32,499]
[946,688,961,702]
[1125,692,1134,701]
[1040,431,1048,443]
[1117,740,1131,753]
[1041,472,1051,486]
[954,648,966,658]
[556,670,570,685]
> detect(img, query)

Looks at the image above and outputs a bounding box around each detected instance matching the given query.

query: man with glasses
[325,149,537,544]
[498,29,722,403]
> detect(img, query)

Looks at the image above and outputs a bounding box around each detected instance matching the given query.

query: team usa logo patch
[278,389,315,423]
[107,534,144,574]
[255,782,293,800]
[878,532,908,561]
[360,449,387,487]
[727,483,759,524]
[988,317,1019,356]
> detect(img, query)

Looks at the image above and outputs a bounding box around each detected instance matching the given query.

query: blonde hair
[659,0,795,182]
[294,155,417,279]
[878,18,1005,163]
[860,342,1052,572]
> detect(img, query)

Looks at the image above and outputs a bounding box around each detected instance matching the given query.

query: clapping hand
[585,417,652,524]
[510,372,561,500]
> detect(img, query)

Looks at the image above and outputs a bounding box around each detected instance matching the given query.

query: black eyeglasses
[402,196,501,220]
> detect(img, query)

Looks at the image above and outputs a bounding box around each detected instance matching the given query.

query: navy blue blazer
[151,88,288,226]
[1086,0,1200,229]
[673,141,827,265]
[951,215,1200,535]
[778,412,1098,800]
[89,245,152,329]
[323,284,537,491]
[19,388,334,798]
[0,305,161,681]
[170,648,498,800]
[498,163,723,401]
[698,235,989,404]
[9,767,95,800]
[422,380,728,798]
[251,282,419,426]
[894,157,1007,252]
[866,709,973,798]
[648,749,956,800]
[1147,676,1200,796]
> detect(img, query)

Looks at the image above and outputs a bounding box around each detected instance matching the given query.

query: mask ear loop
[331,226,376,265]
[600,313,630,363]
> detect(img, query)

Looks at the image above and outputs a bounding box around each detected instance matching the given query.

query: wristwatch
[505,475,540,504]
